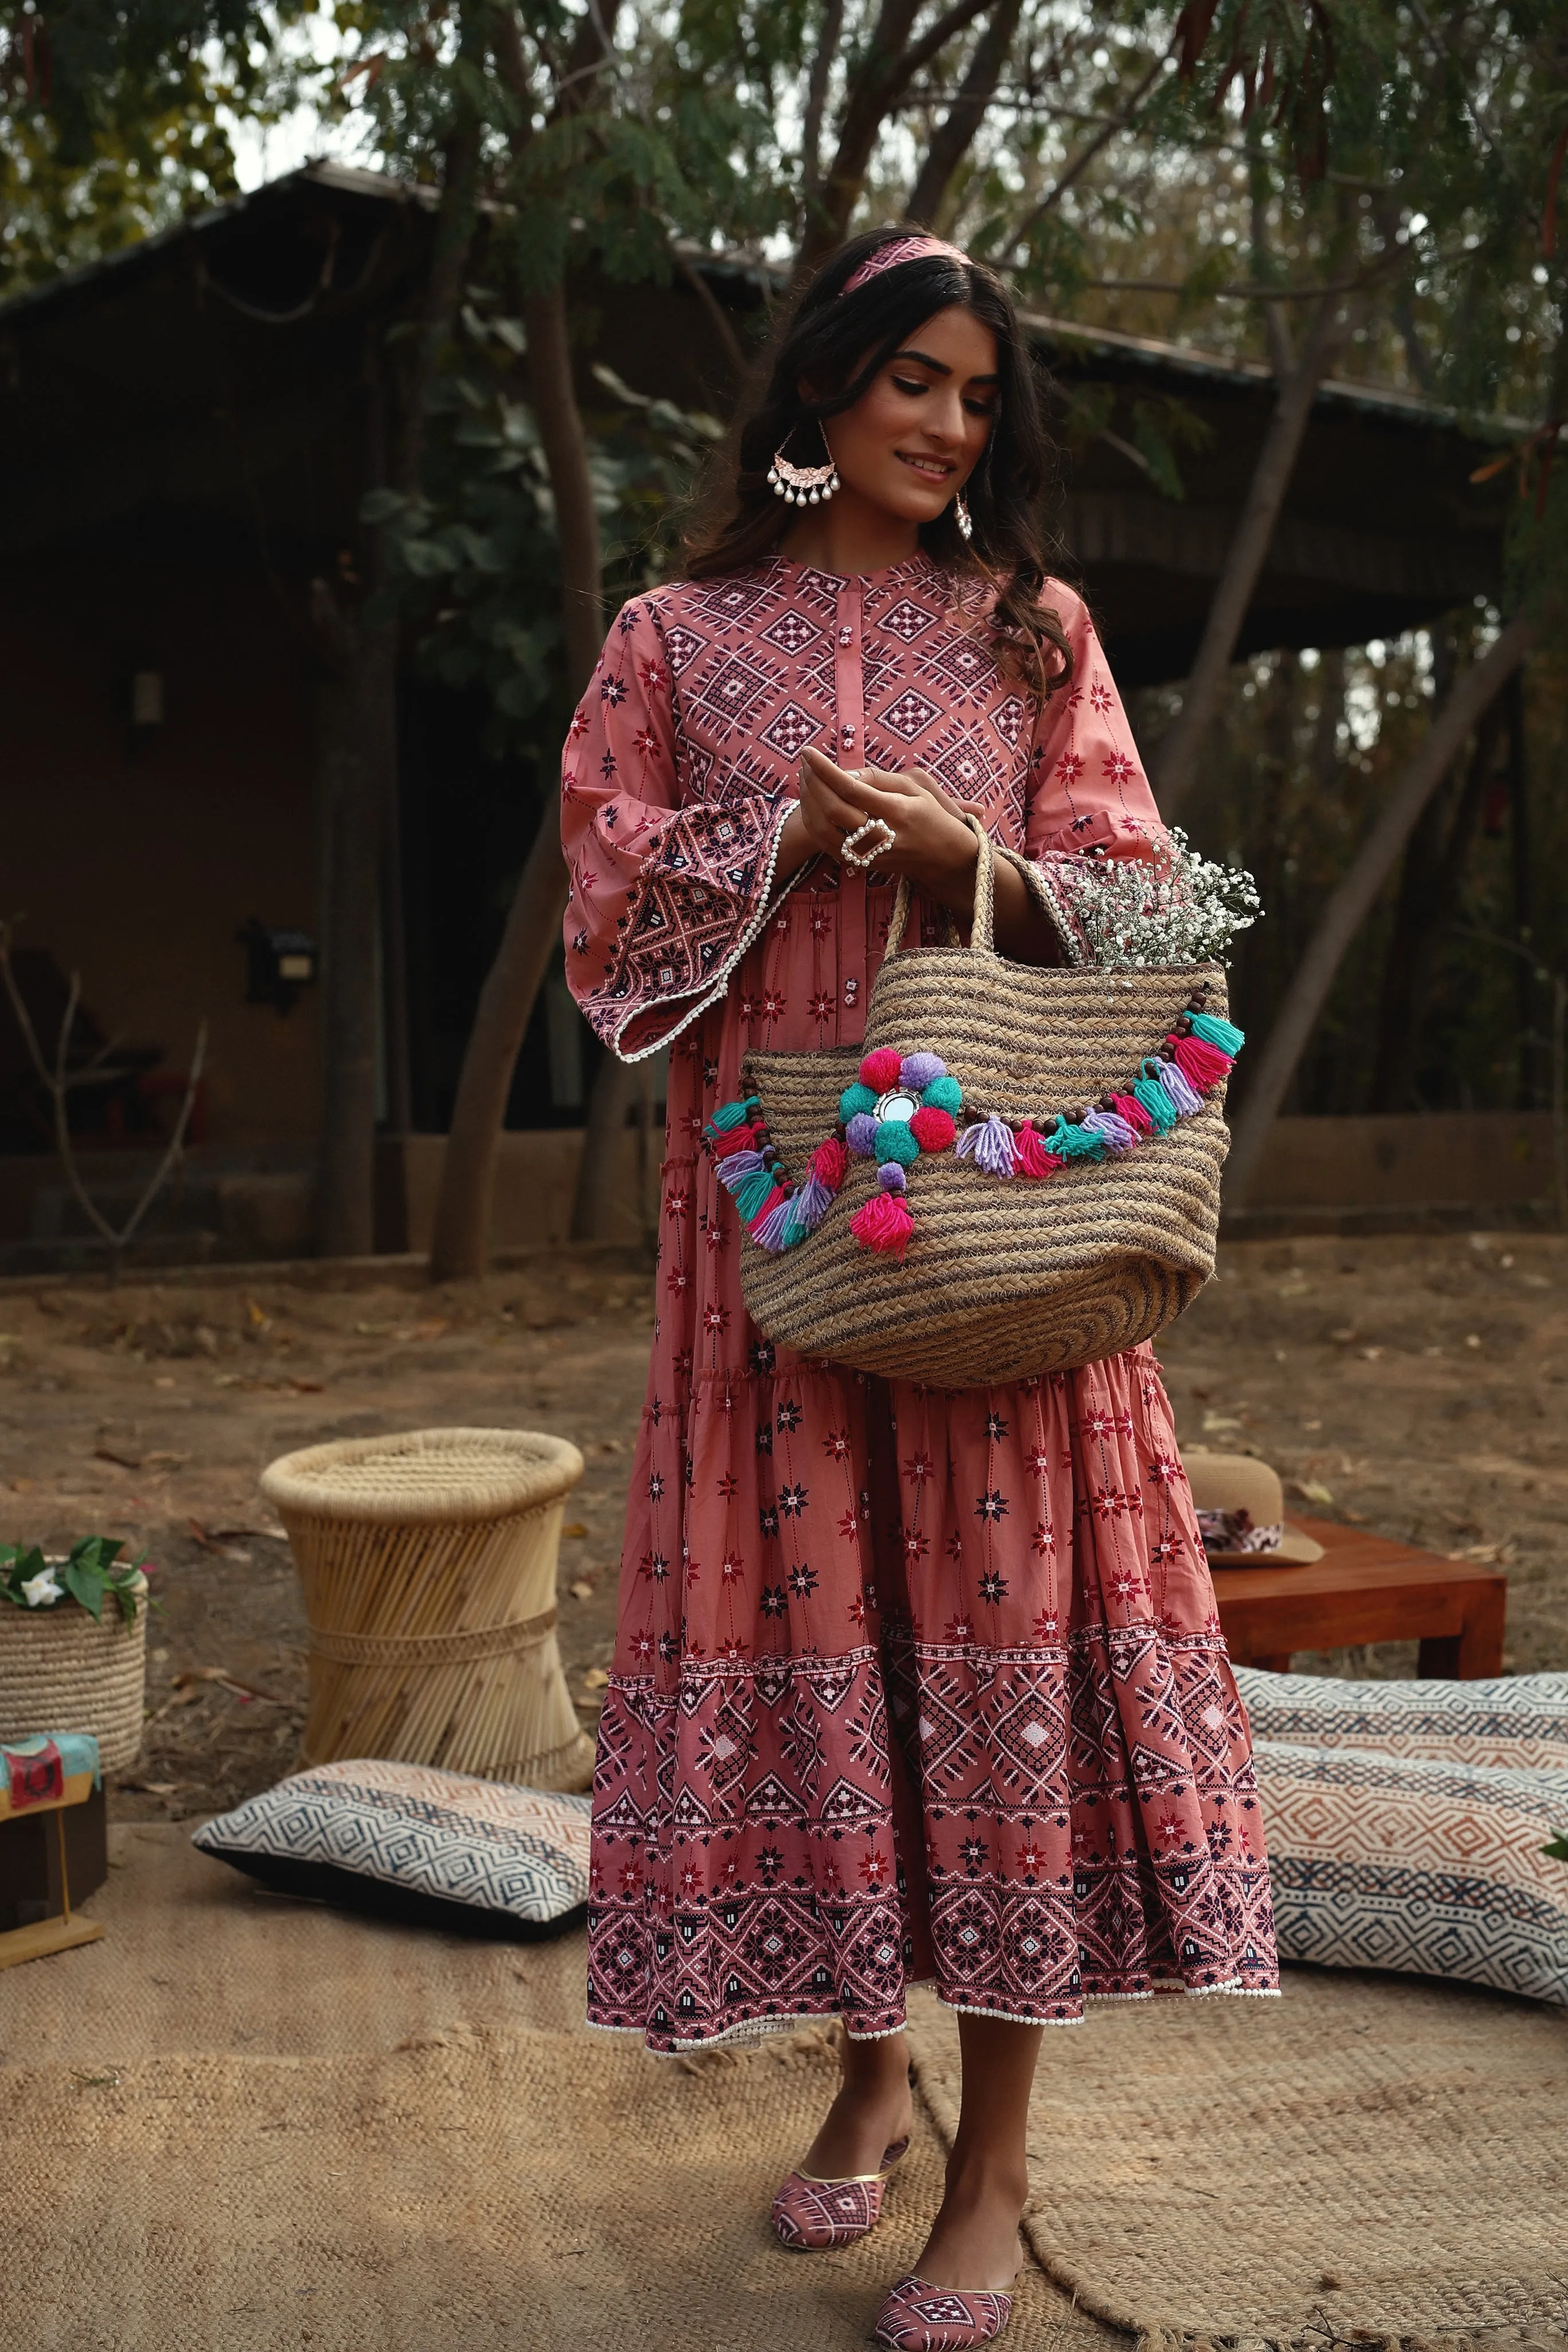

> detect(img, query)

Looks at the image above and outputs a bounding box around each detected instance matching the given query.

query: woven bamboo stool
[260,1428,595,1793]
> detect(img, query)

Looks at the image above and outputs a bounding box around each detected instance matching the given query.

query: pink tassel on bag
[850,1190,914,1259]
[1012,1122,1064,1178]
[1166,1032,1232,1091]
[810,1136,849,1189]
[1109,1091,1153,1136]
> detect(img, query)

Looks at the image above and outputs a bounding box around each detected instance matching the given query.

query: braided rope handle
[884,812,991,959]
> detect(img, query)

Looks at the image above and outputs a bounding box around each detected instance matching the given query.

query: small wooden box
[0,1761,108,1969]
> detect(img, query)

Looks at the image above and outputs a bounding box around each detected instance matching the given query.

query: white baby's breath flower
[1057,828,1261,971]
[21,1567,63,1607]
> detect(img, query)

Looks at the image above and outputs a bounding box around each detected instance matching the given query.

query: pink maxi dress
[562,552,1279,2053]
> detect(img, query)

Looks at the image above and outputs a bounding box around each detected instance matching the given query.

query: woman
[562,226,1277,2351]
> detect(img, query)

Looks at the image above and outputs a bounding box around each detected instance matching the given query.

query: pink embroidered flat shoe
[870,2274,1014,2349]
[770,2136,910,2249]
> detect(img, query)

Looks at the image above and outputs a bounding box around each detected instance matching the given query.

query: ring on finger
[841,815,897,870]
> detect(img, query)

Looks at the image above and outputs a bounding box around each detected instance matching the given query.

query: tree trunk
[1366,693,1505,1110]
[313,611,394,1258]
[428,279,603,1281]
[1505,671,1536,1108]
[798,0,995,269]
[1153,293,1349,820]
[907,0,1023,228]
[570,1050,641,1242]
[1224,613,1537,1208]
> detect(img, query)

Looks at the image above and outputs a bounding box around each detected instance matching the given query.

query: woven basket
[741,824,1229,1386]
[260,1428,595,1793]
[0,1574,147,1774]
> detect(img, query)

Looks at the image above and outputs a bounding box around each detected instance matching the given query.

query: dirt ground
[0,1227,1562,1828]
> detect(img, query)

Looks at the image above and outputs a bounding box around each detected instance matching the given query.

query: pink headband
[840,234,970,296]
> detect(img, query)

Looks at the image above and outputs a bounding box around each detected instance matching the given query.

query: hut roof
[0,162,1508,684]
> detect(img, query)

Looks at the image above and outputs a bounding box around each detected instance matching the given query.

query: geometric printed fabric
[562,554,1160,1062]
[563,553,1281,2052]
[1253,1740,1568,2006]
[192,1757,591,1926]
[1237,1665,1568,1774]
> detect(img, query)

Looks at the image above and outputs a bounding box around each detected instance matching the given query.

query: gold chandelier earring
[769,421,840,507]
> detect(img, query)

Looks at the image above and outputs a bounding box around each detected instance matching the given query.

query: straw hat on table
[1182,1451,1324,1567]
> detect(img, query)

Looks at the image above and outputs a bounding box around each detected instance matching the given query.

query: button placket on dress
[834,582,869,1029]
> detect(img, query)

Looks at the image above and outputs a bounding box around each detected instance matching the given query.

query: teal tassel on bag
[1045,1118,1107,1161]
[1189,1012,1245,1056]
[707,1096,759,1135]
[731,1171,774,1222]
[1132,1069,1179,1132]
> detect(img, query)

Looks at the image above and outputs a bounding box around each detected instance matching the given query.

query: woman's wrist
[900,814,980,913]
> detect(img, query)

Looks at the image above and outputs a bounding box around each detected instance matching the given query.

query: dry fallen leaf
[583,1667,609,1690]
[569,1578,595,1601]
[563,1522,589,1539]
[1288,1477,1335,1507]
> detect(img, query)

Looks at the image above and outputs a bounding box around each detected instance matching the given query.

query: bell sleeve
[560,594,796,1060]
[1020,582,1165,963]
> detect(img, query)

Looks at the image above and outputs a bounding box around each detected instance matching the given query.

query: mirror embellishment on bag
[704,987,1242,1267]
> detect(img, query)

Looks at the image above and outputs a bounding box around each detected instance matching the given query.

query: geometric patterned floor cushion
[1237,1667,1568,1773]
[191,1759,591,1941]
[1254,1739,1568,2006]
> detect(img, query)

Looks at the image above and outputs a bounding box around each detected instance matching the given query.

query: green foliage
[1545,1834,1568,1864]
[362,297,722,754]
[0,1534,147,1625]
[0,2,309,296]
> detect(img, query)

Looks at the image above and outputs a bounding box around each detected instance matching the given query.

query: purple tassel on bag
[1157,1057,1205,1117]
[957,1114,1018,1177]
[1081,1107,1138,1155]
[716,1148,768,1191]
[750,1193,797,1251]
[788,1173,833,1233]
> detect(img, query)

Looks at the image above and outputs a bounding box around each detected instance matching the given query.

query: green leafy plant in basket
[0,1536,148,1625]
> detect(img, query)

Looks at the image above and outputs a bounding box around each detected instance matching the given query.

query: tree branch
[0,928,208,1256]
[1003,35,1175,251]
[889,0,998,100]
[672,243,748,384]
[801,0,1007,266]
[1224,614,1538,1208]
[907,0,1023,228]
[800,0,846,215]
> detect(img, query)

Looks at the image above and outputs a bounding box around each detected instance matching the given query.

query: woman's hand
[778,747,979,908]
[775,743,1063,967]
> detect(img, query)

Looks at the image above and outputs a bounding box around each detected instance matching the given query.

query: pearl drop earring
[767,424,840,507]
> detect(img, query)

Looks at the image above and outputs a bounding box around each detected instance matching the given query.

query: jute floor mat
[905,1978,1568,2350]
[6,1829,1566,2351]
[1,1827,1096,2352]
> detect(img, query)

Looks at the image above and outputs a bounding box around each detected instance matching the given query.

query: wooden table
[1213,1516,1507,1679]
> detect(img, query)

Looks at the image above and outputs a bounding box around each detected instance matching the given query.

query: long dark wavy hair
[683,226,1075,703]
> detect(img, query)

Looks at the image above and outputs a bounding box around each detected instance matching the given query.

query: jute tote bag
[724,820,1234,1387]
